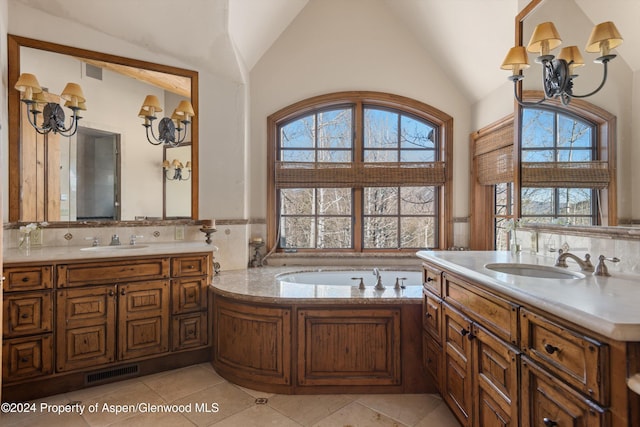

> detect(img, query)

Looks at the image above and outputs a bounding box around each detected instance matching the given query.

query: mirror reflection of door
[163,143,191,219]
[63,127,121,221]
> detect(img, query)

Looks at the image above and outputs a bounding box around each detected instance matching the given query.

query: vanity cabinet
[2,252,212,401]
[422,263,443,390]
[2,265,54,383]
[421,258,640,427]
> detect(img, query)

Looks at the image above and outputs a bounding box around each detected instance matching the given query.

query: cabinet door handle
[120,288,126,296]
[426,277,433,282]
[108,290,115,297]
[460,328,470,337]
[425,312,432,318]
[22,277,29,282]
[467,331,476,341]
[543,418,558,427]
[544,343,560,355]
[21,313,29,319]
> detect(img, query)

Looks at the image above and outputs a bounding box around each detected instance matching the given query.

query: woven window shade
[275,161,445,188]
[521,161,610,188]
[473,119,514,185]
[477,146,513,186]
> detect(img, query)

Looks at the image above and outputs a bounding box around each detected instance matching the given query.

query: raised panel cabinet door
[423,330,442,392]
[171,277,207,314]
[2,335,53,383]
[3,291,53,337]
[118,280,170,360]
[472,324,520,427]
[171,312,208,351]
[56,285,117,372]
[521,360,608,427]
[297,307,402,387]
[442,303,474,427]
[171,255,210,277]
[423,289,442,343]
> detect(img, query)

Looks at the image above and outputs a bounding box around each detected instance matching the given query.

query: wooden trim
[266,91,454,251]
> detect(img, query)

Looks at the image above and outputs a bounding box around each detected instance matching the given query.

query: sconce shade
[185,161,192,169]
[60,83,86,106]
[162,160,170,168]
[172,159,182,168]
[527,22,562,55]
[138,107,149,118]
[175,100,195,118]
[586,21,623,55]
[141,95,163,115]
[501,46,530,74]
[558,46,585,75]
[65,100,87,111]
[15,73,43,100]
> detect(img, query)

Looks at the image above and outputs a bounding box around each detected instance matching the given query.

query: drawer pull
[460,328,470,337]
[21,357,29,363]
[22,277,29,282]
[120,289,126,296]
[21,313,29,319]
[108,290,115,297]
[544,343,560,355]
[467,331,476,341]
[426,277,434,282]
[425,312,432,318]
[543,418,558,427]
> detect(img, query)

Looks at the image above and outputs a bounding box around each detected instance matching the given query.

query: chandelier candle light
[15,73,86,137]
[501,21,623,105]
[139,95,195,146]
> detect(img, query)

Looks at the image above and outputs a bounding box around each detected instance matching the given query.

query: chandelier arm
[56,109,81,137]
[511,79,547,107]
[22,104,49,135]
[145,123,164,145]
[570,60,610,99]
[183,169,191,181]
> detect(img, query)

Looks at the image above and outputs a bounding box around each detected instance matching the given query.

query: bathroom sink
[80,245,149,251]
[484,263,585,279]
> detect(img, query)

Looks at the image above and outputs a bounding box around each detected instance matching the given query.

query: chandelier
[501,21,623,106]
[163,159,191,181]
[14,73,86,137]
[139,95,195,147]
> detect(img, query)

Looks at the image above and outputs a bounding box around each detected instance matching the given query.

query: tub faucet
[110,234,121,246]
[373,268,385,291]
[554,249,594,272]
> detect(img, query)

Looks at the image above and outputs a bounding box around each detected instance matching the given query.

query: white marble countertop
[416,250,640,342]
[3,241,215,264]
[211,266,423,304]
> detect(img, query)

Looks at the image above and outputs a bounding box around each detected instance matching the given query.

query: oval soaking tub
[210,266,430,395]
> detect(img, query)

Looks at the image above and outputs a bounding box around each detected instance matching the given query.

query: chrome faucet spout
[554,250,594,272]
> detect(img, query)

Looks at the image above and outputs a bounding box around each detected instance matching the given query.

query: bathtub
[276,269,422,288]
[210,266,430,395]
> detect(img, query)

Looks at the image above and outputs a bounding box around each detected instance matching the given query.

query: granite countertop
[211,266,423,304]
[3,241,215,263]
[416,250,640,342]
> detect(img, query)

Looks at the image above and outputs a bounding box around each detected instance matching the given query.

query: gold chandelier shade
[140,95,163,115]
[14,73,43,100]
[175,100,195,118]
[501,46,530,75]
[586,21,623,56]
[527,22,562,56]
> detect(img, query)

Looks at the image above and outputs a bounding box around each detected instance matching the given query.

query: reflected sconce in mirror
[15,73,86,137]
[502,21,623,106]
[139,95,195,147]
[163,159,191,181]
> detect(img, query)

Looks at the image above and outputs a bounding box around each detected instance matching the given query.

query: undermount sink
[484,263,585,279]
[80,245,149,251]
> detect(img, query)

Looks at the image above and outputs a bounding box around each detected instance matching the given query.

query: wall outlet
[175,225,185,241]
[31,228,43,246]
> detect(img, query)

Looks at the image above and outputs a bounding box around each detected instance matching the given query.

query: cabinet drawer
[3,291,53,337]
[423,290,442,343]
[423,263,442,296]
[172,312,208,351]
[172,277,208,314]
[522,359,608,427]
[520,308,609,405]
[3,265,53,291]
[444,273,518,345]
[57,258,170,287]
[171,255,210,277]
[2,335,53,383]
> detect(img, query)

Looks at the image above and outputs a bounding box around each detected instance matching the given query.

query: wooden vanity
[2,246,212,401]
[418,250,640,427]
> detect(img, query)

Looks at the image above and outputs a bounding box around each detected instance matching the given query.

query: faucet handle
[594,255,620,277]
[84,236,100,247]
[351,277,365,290]
[130,234,144,245]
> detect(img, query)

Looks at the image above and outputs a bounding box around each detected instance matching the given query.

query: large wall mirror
[7,35,199,223]
[515,0,636,236]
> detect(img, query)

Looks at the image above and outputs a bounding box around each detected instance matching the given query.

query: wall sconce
[501,21,623,106]
[163,159,191,181]
[14,73,86,137]
[139,95,195,147]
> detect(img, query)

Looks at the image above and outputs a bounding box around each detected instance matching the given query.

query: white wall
[249,0,472,237]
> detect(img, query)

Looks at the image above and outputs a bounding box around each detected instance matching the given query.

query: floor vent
[85,364,139,384]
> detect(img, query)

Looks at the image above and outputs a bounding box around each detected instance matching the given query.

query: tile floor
[0,363,461,426]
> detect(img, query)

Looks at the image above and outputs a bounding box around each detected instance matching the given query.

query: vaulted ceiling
[10,0,640,104]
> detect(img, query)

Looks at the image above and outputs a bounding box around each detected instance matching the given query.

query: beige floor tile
[312,401,406,427]
[268,393,356,426]
[0,411,89,427]
[63,377,145,403]
[0,393,74,426]
[210,404,302,426]
[142,364,225,402]
[234,384,275,399]
[356,393,442,426]
[414,400,461,427]
[173,381,255,426]
[104,410,195,427]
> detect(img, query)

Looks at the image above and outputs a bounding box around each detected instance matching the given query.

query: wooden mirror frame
[7,34,199,223]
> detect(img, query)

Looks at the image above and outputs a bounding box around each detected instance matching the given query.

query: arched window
[267,92,453,252]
